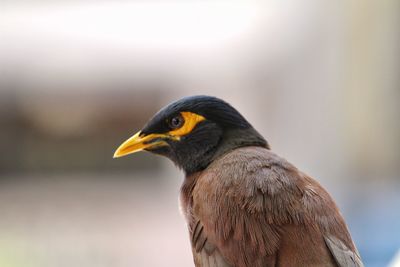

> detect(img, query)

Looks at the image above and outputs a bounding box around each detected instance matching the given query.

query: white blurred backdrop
[0,1,399,266]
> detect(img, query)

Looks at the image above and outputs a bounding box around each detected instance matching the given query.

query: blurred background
[0,0,399,266]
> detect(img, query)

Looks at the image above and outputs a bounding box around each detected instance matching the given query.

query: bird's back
[180,146,362,267]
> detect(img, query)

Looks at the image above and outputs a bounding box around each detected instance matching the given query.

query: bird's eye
[169,114,184,129]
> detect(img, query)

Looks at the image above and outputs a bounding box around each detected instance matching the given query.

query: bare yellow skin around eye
[168,111,205,138]
[113,111,206,158]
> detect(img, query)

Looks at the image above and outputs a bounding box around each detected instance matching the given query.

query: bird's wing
[324,235,364,267]
[188,146,361,267]
[190,219,232,267]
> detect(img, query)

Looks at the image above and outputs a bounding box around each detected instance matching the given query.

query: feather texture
[180,146,363,267]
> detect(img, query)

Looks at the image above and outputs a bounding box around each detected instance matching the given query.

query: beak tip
[113,130,152,159]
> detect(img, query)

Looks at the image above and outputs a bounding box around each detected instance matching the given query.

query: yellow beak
[113,131,170,158]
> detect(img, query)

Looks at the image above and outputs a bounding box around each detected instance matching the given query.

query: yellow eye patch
[168,111,205,138]
[113,111,206,158]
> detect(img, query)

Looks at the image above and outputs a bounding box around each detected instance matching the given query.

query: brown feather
[180,146,363,267]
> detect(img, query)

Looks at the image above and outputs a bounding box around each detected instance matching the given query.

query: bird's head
[113,95,269,174]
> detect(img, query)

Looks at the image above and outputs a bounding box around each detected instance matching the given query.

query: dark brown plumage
[181,147,362,267]
[114,95,363,267]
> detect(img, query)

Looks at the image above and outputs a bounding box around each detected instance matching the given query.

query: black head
[114,95,269,174]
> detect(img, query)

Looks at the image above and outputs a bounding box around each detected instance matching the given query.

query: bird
[113,95,363,267]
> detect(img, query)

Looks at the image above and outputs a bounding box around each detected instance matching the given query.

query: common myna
[114,95,363,267]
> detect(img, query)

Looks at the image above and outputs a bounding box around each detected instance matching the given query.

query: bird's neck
[184,127,269,176]
[212,127,269,161]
